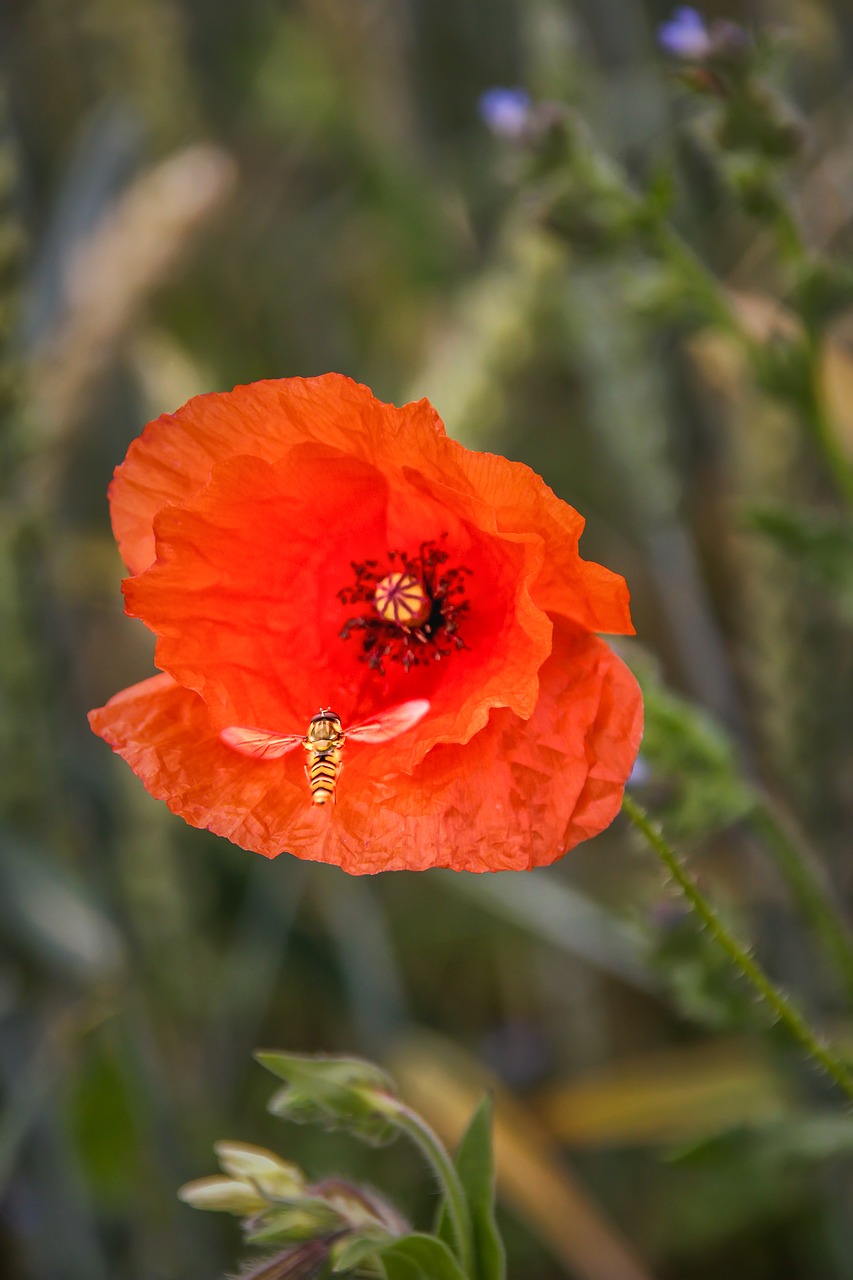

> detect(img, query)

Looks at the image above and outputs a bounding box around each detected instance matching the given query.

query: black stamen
[338,536,471,676]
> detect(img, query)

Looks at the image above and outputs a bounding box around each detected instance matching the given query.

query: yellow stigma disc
[373,572,430,629]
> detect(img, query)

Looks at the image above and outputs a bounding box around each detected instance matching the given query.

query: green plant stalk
[656,223,853,937]
[751,798,853,1004]
[622,795,853,1102]
[762,182,808,266]
[763,187,853,506]
[550,105,853,509]
[657,219,853,510]
[802,330,853,508]
[656,224,739,334]
[389,1103,474,1277]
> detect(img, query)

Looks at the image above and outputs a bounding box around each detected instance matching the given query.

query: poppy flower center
[338,537,471,674]
[373,573,432,629]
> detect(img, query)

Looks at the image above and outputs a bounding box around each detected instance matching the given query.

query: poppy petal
[112,376,631,639]
[97,375,642,870]
[440,446,634,635]
[110,375,444,575]
[122,447,555,763]
[88,620,642,872]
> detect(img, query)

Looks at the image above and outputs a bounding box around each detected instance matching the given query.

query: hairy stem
[391,1104,474,1276]
[623,795,853,1102]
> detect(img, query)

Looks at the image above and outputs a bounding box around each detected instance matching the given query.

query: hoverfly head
[307,709,344,748]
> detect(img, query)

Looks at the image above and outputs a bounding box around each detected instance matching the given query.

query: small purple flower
[627,753,652,789]
[658,7,712,60]
[479,88,533,140]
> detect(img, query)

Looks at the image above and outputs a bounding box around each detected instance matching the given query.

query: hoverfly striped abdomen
[304,711,345,805]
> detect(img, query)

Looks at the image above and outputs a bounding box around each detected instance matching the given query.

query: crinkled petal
[99,374,641,871]
[88,621,642,871]
[122,447,554,765]
[89,673,306,859]
[110,375,444,575]
[112,375,632,640]
[440,446,634,635]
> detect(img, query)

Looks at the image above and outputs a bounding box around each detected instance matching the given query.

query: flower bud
[245,1198,344,1245]
[256,1052,401,1146]
[215,1141,306,1199]
[311,1177,408,1234]
[178,1175,268,1215]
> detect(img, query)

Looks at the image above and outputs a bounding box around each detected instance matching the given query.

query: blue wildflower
[479,88,533,140]
[627,754,652,789]
[658,7,712,60]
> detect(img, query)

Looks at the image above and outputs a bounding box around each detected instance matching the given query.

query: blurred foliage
[3,1,853,1279]
[629,653,754,840]
[747,504,853,621]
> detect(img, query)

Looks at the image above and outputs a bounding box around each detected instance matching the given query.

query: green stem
[766,187,808,266]
[622,795,853,1103]
[392,1104,474,1276]
[803,329,853,508]
[656,225,739,334]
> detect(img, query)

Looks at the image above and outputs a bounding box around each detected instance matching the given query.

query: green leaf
[256,1052,401,1146]
[437,1097,504,1280]
[332,1232,468,1280]
[331,1229,393,1273]
[645,163,675,218]
[378,1234,470,1280]
[629,655,755,838]
[650,913,775,1031]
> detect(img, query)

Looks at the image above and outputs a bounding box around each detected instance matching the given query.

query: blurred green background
[3,1,853,1277]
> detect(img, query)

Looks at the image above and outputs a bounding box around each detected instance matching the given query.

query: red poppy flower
[89,374,642,872]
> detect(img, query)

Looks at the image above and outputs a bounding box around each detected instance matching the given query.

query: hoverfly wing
[345,699,430,744]
[219,726,304,759]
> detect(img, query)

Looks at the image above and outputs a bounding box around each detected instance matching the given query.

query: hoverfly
[220,699,430,806]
